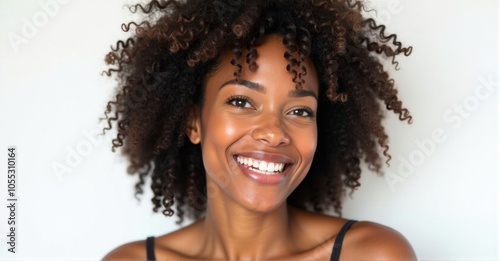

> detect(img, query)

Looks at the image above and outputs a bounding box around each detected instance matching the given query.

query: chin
[233,190,289,213]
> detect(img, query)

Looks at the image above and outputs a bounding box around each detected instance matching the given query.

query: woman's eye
[227,96,253,109]
[288,108,315,118]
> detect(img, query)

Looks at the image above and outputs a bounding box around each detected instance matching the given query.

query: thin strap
[146,236,156,261]
[330,220,357,261]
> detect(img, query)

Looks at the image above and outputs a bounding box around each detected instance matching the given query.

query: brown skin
[103,35,416,260]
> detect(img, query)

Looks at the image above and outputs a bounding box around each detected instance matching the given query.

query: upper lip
[233,151,294,164]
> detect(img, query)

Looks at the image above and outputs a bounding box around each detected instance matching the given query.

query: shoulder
[101,240,146,261]
[288,208,416,260]
[102,237,186,261]
[102,220,204,261]
[288,207,350,245]
[342,221,417,260]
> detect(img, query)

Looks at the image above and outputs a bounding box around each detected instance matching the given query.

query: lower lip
[235,159,290,185]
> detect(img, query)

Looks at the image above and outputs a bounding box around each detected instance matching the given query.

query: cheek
[202,112,242,141]
[293,126,317,163]
[200,111,246,173]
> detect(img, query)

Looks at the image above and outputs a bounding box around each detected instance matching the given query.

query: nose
[250,115,290,147]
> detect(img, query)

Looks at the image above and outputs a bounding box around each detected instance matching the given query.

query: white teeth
[267,163,274,172]
[252,160,259,168]
[259,161,266,171]
[236,156,286,175]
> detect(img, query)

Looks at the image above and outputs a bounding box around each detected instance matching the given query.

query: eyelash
[225,95,315,118]
[225,95,253,109]
[288,107,315,118]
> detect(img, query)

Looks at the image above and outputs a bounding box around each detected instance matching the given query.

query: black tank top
[146,219,357,261]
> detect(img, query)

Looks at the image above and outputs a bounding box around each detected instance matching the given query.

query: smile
[236,155,286,175]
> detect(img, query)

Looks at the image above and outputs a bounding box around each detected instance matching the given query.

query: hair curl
[100,0,412,224]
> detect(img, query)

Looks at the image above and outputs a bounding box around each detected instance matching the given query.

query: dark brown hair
[101,0,412,224]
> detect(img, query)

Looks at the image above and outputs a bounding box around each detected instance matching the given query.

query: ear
[185,106,202,144]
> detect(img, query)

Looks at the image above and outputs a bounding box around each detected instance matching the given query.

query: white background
[0,0,498,259]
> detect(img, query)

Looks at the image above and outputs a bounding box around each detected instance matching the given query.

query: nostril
[251,128,290,147]
[250,116,290,146]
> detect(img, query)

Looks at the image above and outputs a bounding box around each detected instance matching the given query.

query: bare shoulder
[288,208,416,260]
[288,206,350,244]
[101,236,191,261]
[342,221,417,260]
[101,240,146,261]
[102,220,203,261]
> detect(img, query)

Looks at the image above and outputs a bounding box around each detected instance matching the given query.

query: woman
[101,0,416,259]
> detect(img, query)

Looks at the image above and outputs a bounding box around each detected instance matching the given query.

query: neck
[199,192,295,259]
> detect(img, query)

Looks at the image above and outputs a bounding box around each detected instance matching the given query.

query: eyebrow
[220,79,317,100]
[220,79,265,92]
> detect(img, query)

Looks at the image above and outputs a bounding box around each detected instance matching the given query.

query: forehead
[205,35,319,94]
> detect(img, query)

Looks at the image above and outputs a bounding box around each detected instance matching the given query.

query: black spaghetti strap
[146,236,156,261]
[330,220,357,261]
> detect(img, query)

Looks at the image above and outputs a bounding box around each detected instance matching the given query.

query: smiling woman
[100,0,415,260]
[191,36,319,213]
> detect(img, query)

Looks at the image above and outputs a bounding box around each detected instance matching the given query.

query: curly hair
[100,0,412,224]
